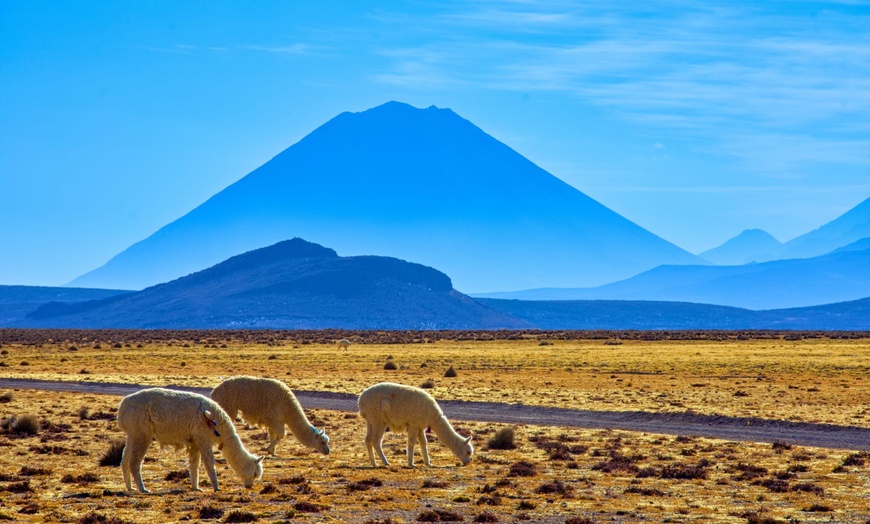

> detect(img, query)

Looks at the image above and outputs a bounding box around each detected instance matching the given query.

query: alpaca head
[311,427,330,455]
[242,456,265,488]
[457,435,474,466]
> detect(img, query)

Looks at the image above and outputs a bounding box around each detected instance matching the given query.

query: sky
[2,1,869,286]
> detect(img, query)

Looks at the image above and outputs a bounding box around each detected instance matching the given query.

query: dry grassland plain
[0,330,868,523]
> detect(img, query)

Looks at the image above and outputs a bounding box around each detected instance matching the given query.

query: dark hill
[0,285,131,326]
[69,101,701,292]
[25,239,527,330]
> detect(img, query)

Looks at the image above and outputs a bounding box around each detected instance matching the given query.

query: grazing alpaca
[211,376,330,456]
[117,388,263,493]
[358,382,473,467]
[337,339,351,350]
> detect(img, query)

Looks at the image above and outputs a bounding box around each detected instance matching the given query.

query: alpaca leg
[371,423,390,466]
[267,422,285,456]
[417,428,431,466]
[406,430,418,467]
[200,446,220,492]
[187,446,202,491]
[123,435,151,493]
[364,421,377,467]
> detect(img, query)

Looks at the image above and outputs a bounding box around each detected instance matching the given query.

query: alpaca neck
[430,416,467,455]
[282,394,320,447]
[220,432,256,475]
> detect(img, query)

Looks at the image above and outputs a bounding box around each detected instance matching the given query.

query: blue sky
[2,1,869,286]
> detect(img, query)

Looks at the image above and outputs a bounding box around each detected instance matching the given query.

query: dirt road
[2,378,867,451]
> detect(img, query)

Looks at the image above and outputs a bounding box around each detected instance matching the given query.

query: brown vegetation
[0,330,868,522]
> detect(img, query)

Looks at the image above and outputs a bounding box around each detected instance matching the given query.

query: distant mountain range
[700,197,870,265]
[68,101,701,293]
[21,239,527,330]
[478,296,870,330]
[476,238,870,310]
[1,237,867,330]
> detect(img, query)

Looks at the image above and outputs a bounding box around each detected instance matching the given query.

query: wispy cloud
[369,1,870,177]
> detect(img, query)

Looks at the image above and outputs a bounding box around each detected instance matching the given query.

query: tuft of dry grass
[486,427,516,450]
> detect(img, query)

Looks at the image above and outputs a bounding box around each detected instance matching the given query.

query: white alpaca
[117,387,263,493]
[337,339,351,350]
[211,376,330,457]
[358,382,473,468]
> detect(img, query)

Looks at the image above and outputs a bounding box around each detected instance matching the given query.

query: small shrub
[165,470,189,482]
[771,441,792,453]
[78,406,91,420]
[733,462,768,481]
[422,478,449,488]
[486,427,516,450]
[444,365,458,378]
[4,481,32,493]
[476,495,502,506]
[804,503,833,512]
[420,379,436,389]
[508,461,537,477]
[18,503,39,515]
[198,505,225,520]
[78,512,133,524]
[19,466,51,476]
[259,483,279,494]
[754,478,790,493]
[278,475,307,485]
[565,518,596,524]
[474,511,499,522]
[99,439,125,467]
[659,461,709,480]
[791,482,824,495]
[842,452,869,467]
[349,477,383,492]
[534,479,573,496]
[384,360,398,370]
[517,500,536,510]
[625,486,667,497]
[0,392,12,403]
[592,452,641,474]
[224,511,258,523]
[294,501,325,513]
[11,414,40,436]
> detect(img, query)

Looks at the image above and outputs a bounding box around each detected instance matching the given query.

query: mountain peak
[68,102,700,291]
[700,229,782,265]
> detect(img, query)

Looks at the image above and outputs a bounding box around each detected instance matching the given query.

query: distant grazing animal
[211,376,330,457]
[337,339,352,350]
[358,382,473,467]
[117,387,263,493]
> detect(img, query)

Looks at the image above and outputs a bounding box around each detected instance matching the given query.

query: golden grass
[1,334,869,523]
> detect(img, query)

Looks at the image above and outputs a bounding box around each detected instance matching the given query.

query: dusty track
[2,378,868,451]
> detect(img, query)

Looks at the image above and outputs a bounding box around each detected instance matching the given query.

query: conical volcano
[69,101,701,291]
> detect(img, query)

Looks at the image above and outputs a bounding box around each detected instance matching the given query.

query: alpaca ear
[464,436,472,443]
[256,456,265,463]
